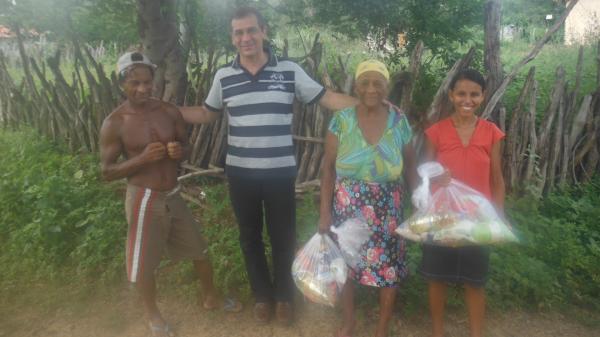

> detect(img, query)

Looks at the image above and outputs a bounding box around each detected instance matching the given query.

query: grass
[0,126,598,327]
[501,39,598,115]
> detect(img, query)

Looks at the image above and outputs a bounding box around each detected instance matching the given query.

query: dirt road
[2,285,598,337]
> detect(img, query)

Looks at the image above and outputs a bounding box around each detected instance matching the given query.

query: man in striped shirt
[182,6,357,326]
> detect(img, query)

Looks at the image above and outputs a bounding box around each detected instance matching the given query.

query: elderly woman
[319,60,417,337]
[419,68,506,337]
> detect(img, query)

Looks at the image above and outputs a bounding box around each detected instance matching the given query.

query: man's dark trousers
[227,175,296,303]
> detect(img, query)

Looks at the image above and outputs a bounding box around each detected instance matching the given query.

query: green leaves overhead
[0,0,138,45]
[279,0,484,65]
[503,0,564,28]
[3,0,489,68]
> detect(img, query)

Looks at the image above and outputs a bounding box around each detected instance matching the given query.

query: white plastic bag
[411,162,446,210]
[331,218,371,270]
[398,162,518,246]
[291,233,347,306]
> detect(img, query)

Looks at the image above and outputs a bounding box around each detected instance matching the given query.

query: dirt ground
[1,285,599,337]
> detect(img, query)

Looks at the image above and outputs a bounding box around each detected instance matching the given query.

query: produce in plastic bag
[292,233,347,306]
[331,218,371,270]
[396,162,518,246]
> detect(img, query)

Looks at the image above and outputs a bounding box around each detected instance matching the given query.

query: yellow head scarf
[354,59,389,81]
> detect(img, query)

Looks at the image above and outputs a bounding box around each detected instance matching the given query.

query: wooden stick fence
[0,29,598,196]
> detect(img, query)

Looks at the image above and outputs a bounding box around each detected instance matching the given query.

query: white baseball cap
[116,51,156,74]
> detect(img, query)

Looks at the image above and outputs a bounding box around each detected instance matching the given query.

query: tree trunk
[426,47,476,123]
[484,0,503,123]
[400,40,424,113]
[137,0,186,104]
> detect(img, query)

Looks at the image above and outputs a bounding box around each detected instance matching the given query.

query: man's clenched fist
[167,141,183,160]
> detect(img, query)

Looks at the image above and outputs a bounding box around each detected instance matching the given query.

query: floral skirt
[332,177,407,287]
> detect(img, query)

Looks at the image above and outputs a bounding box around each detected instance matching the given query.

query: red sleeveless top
[425,118,505,199]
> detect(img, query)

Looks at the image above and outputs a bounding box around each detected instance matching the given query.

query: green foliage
[0,129,125,294]
[197,181,251,297]
[0,0,137,46]
[488,180,600,309]
[397,243,428,313]
[279,0,484,68]
[0,0,68,33]
[71,0,138,46]
[501,42,598,117]
[2,128,599,313]
[503,0,563,29]
[296,194,320,244]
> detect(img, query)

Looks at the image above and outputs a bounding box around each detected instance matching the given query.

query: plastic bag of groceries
[292,233,347,307]
[331,218,371,270]
[396,162,518,247]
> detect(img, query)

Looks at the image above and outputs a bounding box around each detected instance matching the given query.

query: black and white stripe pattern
[205,51,325,177]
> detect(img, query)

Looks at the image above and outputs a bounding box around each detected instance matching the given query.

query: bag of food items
[292,233,347,306]
[330,218,371,270]
[396,162,518,246]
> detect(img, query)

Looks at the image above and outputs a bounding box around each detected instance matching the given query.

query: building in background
[565,0,600,45]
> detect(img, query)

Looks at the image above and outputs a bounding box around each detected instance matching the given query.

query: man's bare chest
[120,112,176,153]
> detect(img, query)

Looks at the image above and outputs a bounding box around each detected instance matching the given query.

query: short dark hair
[449,68,486,92]
[231,6,267,30]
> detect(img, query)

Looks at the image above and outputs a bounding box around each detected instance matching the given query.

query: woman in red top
[418,69,505,337]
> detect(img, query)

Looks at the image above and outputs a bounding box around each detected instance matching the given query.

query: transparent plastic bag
[331,218,371,270]
[291,233,347,307]
[411,161,446,210]
[397,162,518,246]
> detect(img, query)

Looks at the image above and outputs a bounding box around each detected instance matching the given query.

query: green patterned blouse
[328,106,413,183]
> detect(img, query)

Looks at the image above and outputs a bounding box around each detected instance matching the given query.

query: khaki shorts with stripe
[125,184,208,283]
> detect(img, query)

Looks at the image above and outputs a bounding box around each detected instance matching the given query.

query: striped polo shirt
[204,51,326,178]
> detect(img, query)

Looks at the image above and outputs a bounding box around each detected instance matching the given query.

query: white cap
[116,51,156,74]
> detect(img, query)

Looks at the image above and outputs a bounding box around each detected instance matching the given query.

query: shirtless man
[100,52,240,337]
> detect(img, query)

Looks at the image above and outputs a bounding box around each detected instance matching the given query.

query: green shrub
[0,129,125,294]
[2,128,599,313]
[488,180,600,309]
[199,182,251,297]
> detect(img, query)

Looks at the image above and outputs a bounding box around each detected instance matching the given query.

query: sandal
[149,322,176,337]
[203,297,243,313]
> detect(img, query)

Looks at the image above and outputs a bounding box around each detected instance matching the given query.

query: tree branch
[481,0,580,119]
